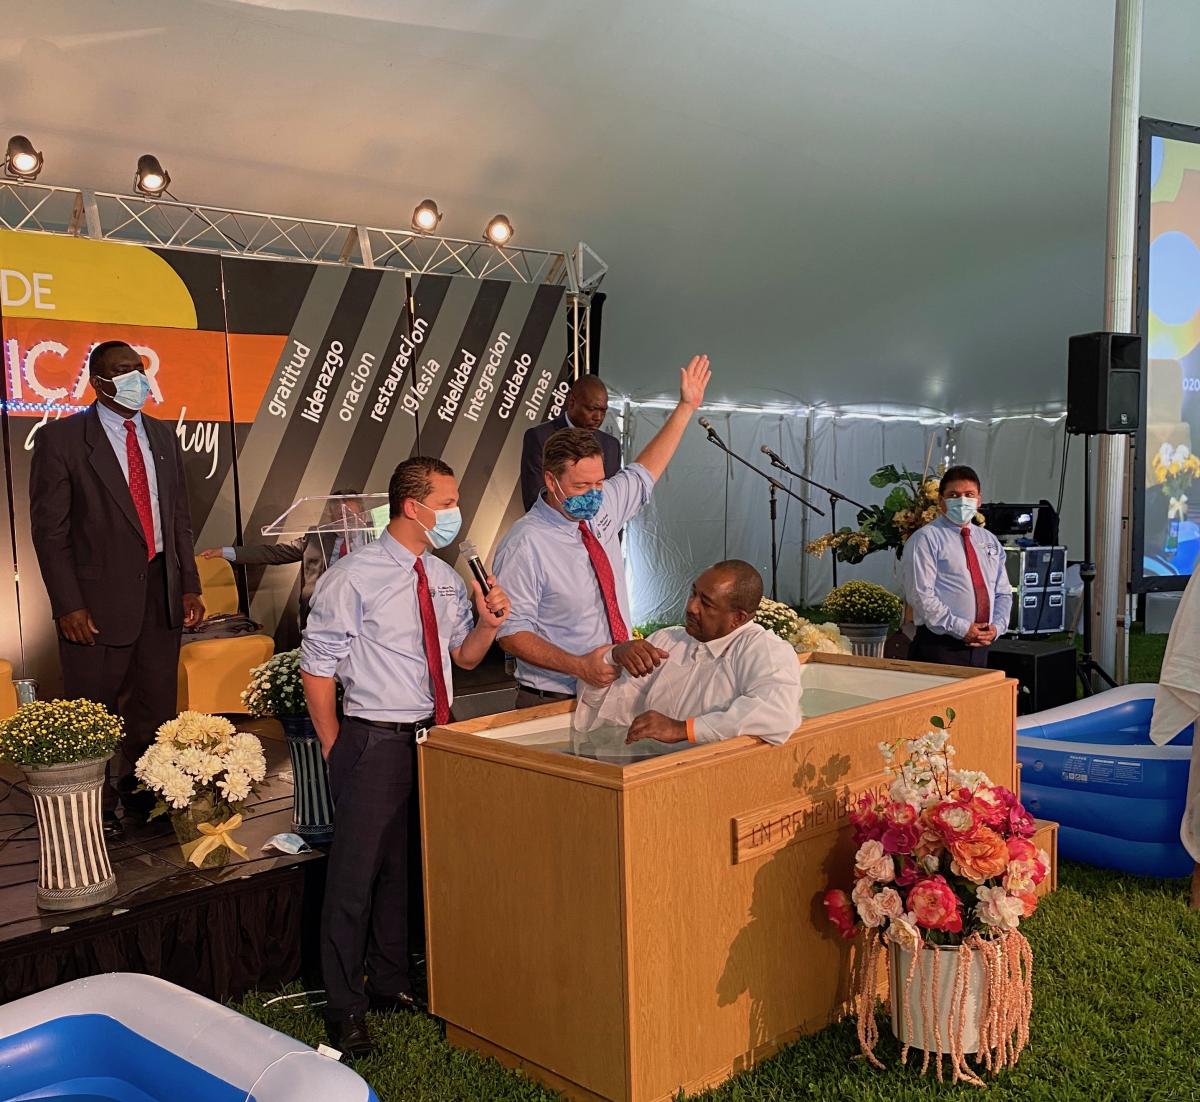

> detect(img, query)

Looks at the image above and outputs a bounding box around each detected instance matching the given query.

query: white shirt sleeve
[494,532,542,640]
[691,634,802,746]
[449,573,473,651]
[300,567,359,677]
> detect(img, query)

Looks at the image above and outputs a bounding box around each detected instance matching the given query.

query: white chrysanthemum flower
[219,769,252,803]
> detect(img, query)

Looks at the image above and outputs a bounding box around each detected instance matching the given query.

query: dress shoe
[325,1014,374,1060]
[366,986,425,1014]
[102,814,124,842]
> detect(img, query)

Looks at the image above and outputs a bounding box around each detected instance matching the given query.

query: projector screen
[1134,118,1200,591]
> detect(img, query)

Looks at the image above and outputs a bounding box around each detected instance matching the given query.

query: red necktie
[960,527,991,625]
[579,521,629,644]
[338,537,350,558]
[123,420,155,561]
[413,558,451,725]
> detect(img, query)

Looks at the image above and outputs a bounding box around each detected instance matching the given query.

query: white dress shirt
[573,622,803,746]
[95,401,164,554]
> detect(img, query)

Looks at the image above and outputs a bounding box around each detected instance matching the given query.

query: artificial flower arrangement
[820,580,904,626]
[242,648,307,718]
[1151,442,1200,524]
[823,709,1044,1085]
[135,711,267,867]
[753,597,852,655]
[807,463,984,565]
[0,698,123,767]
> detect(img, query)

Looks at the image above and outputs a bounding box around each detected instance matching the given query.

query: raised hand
[679,355,711,410]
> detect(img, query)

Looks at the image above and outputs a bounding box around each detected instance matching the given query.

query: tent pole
[1094,0,1143,684]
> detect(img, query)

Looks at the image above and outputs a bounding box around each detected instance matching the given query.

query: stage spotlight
[484,214,513,245]
[4,135,43,180]
[412,199,442,232]
[134,154,170,196]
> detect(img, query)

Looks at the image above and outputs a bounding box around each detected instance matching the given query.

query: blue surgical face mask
[417,502,462,549]
[553,477,603,521]
[945,497,978,526]
[100,369,152,413]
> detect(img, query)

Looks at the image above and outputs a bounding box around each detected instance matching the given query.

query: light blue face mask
[101,369,152,413]
[945,497,978,526]
[553,477,603,522]
[417,502,462,550]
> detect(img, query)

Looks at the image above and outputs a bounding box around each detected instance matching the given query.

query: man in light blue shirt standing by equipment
[494,356,711,707]
[902,464,1013,668]
[300,456,510,1059]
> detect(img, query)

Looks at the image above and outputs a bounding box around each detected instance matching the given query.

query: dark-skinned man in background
[30,340,205,837]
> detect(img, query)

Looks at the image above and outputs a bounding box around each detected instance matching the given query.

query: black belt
[515,683,573,700]
[348,716,433,733]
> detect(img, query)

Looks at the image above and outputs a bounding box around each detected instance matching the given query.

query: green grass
[237,861,1199,1101]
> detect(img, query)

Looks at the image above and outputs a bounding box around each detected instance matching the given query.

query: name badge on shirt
[591,512,615,541]
[435,584,458,598]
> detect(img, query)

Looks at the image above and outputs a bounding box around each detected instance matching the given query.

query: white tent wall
[622,404,1083,626]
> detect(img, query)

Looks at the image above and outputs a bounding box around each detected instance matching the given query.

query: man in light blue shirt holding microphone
[300,456,510,1058]
[494,356,711,707]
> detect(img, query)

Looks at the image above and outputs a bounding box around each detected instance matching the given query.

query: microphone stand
[764,451,870,588]
[702,428,823,600]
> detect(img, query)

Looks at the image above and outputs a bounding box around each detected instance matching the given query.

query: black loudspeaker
[987,639,1077,716]
[1066,331,1141,435]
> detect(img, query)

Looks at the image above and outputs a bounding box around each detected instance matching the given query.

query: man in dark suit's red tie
[29,341,205,836]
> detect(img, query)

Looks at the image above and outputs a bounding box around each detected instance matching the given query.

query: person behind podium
[199,488,366,627]
[300,457,510,1059]
[573,560,802,745]
[494,356,711,709]
[902,464,1013,667]
[519,374,622,511]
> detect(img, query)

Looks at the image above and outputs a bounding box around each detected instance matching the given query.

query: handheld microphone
[460,540,491,595]
[760,444,785,467]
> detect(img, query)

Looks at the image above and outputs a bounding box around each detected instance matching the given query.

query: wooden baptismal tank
[419,653,1019,1102]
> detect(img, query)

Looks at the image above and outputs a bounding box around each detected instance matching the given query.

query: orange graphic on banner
[4,319,288,424]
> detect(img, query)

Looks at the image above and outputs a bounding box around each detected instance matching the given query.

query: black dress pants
[58,554,180,815]
[321,715,427,1020]
[910,625,990,669]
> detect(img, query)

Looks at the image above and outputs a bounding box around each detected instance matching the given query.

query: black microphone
[698,416,725,447]
[460,540,491,595]
[760,444,785,468]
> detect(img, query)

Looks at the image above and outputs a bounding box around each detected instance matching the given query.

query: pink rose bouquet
[824,709,1048,948]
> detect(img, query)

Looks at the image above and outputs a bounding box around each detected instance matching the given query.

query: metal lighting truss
[0,181,607,376]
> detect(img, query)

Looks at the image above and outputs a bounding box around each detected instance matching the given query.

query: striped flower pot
[279,716,334,844]
[837,622,890,658]
[25,755,117,912]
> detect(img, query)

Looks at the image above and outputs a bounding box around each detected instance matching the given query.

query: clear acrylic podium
[260,493,390,566]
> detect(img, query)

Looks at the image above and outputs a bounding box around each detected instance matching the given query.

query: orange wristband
[686,717,696,743]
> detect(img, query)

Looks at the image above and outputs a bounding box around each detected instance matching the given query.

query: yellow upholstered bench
[0,659,18,720]
[177,557,275,714]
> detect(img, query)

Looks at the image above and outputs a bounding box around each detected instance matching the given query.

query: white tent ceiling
[4,0,1200,416]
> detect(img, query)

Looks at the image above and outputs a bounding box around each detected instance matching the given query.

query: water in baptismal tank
[799,687,875,717]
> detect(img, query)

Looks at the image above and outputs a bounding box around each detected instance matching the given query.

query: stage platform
[0,721,324,1007]
[0,654,516,1008]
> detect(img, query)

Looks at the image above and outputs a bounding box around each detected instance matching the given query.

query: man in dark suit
[30,340,205,835]
[199,490,367,628]
[520,375,621,510]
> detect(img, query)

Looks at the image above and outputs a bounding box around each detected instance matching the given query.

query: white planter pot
[837,622,889,658]
[889,942,986,1054]
[24,755,118,912]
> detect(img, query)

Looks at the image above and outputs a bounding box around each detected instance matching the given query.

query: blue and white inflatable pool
[0,973,379,1102]
[1017,684,1194,879]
